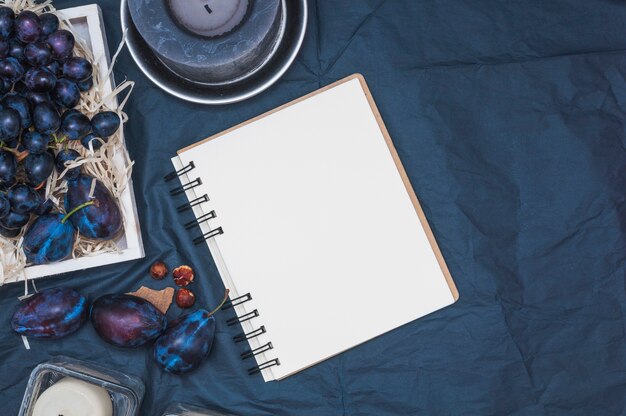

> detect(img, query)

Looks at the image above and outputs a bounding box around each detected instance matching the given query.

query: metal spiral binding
[168,162,224,244]
[178,194,209,213]
[241,342,273,360]
[227,309,259,326]
[223,293,252,310]
[167,162,279,376]
[224,298,281,374]
[164,161,195,181]
[233,325,266,343]
[193,227,224,245]
[185,210,216,230]
[170,178,202,196]
[248,359,280,375]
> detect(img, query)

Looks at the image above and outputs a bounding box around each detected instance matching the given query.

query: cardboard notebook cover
[172,74,458,381]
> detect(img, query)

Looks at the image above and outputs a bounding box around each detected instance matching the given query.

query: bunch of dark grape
[0,6,121,239]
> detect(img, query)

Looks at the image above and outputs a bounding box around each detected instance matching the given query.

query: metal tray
[120,0,307,105]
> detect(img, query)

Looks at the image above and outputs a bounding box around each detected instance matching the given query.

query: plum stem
[207,289,230,318]
[53,134,66,145]
[16,150,29,162]
[62,200,95,223]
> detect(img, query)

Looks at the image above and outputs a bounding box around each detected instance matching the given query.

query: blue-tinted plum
[64,174,123,239]
[91,111,120,138]
[0,108,21,141]
[33,102,60,134]
[60,109,90,140]
[25,91,50,106]
[90,294,167,348]
[154,310,216,374]
[81,133,106,151]
[3,93,31,128]
[24,41,51,66]
[39,13,58,37]
[8,39,24,62]
[15,11,41,43]
[22,212,75,264]
[62,57,91,82]
[11,287,87,338]
[47,30,74,60]
[0,7,14,39]
[52,78,80,108]
[0,210,29,229]
[22,130,48,154]
[0,149,16,182]
[0,57,24,82]
[55,148,80,180]
[77,76,92,92]
[25,67,56,92]
[0,192,8,218]
[8,184,41,214]
[24,151,53,185]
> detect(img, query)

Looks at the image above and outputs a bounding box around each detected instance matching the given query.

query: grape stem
[207,289,230,318]
[62,200,95,223]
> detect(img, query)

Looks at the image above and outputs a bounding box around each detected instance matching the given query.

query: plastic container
[163,403,237,416]
[18,356,145,416]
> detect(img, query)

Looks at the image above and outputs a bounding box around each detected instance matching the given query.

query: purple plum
[24,41,51,66]
[24,66,56,92]
[23,212,75,264]
[38,13,58,37]
[24,151,54,185]
[154,310,216,374]
[64,174,123,240]
[153,290,229,374]
[15,11,41,43]
[90,294,167,348]
[0,6,15,39]
[11,287,88,338]
[91,111,120,138]
[46,30,74,60]
[63,56,92,82]
[52,78,80,108]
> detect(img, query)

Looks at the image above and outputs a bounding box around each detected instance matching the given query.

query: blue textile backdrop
[2,0,626,414]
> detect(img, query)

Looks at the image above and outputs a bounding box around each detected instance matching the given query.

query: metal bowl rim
[120,0,308,105]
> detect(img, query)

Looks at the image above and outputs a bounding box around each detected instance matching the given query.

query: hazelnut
[176,288,196,308]
[150,261,168,280]
[173,265,194,286]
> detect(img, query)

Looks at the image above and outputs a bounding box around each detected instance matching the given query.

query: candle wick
[204,4,213,14]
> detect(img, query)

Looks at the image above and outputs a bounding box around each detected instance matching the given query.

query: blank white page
[174,75,458,381]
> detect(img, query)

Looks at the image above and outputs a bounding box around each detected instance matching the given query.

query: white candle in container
[167,0,249,38]
[32,377,113,416]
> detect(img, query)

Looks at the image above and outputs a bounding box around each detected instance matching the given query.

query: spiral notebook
[169,74,459,382]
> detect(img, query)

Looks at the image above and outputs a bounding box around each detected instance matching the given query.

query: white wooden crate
[16,4,144,281]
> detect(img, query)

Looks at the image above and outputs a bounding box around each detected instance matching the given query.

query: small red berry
[173,265,194,286]
[150,261,168,280]
[176,288,196,308]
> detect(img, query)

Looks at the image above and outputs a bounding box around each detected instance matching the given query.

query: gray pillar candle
[128,0,284,85]
[167,0,249,38]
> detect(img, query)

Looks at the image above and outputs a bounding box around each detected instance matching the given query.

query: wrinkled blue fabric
[2,1,626,414]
